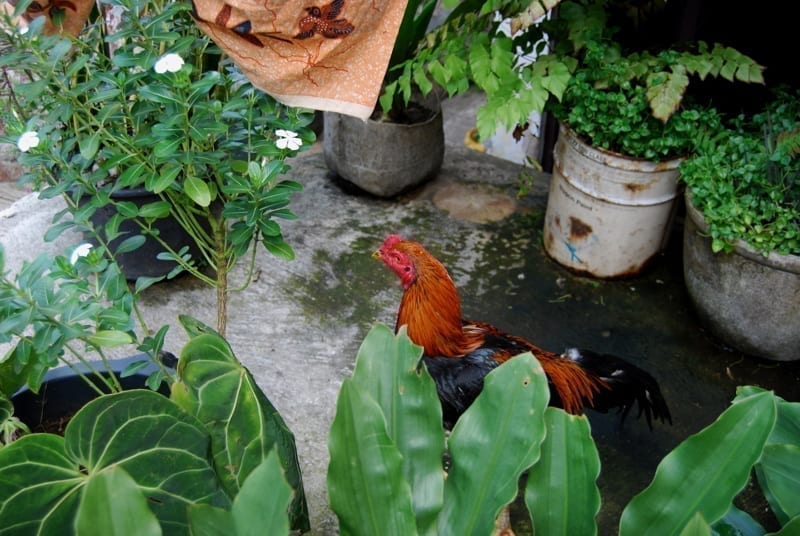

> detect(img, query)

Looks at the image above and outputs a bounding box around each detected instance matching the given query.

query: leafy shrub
[681,91,800,255]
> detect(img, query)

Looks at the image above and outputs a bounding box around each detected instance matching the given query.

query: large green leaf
[327,378,418,536]
[755,394,800,526]
[0,434,83,534]
[439,353,550,535]
[525,407,601,535]
[75,466,162,536]
[679,512,712,536]
[172,332,309,532]
[350,324,444,536]
[755,444,800,525]
[187,504,234,536]
[187,453,294,536]
[0,391,229,535]
[620,390,777,535]
[232,451,293,536]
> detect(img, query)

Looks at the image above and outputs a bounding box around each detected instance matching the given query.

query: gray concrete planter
[322,108,444,198]
[683,192,800,361]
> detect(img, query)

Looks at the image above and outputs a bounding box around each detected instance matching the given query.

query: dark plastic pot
[11,354,174,432]
[84,187,200,281]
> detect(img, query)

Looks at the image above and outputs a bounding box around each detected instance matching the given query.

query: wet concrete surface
[1,91,799,534]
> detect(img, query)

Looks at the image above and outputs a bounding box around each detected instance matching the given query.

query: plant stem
[212,216,228,336]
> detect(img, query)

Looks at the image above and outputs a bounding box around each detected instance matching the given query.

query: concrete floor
[1,92,799,534]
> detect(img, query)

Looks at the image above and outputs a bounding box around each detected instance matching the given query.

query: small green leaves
[681,91,800,256]
[184,176,212,207]
[88,330,134,348]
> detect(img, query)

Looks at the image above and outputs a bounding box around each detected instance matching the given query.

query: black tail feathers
[563,348,672,429]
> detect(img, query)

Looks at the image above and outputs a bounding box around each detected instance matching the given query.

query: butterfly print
[295,0,354,39]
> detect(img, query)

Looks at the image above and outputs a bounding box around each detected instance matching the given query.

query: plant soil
[370,101,437,124]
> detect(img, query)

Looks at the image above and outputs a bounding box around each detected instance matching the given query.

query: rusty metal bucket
[543,124,683,278]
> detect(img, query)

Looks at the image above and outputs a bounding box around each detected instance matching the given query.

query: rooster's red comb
[383,234,405,249]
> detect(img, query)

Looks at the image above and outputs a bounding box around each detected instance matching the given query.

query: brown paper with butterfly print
[190,0,409,119]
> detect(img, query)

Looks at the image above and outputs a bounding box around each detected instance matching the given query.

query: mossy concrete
[1,92,798,534]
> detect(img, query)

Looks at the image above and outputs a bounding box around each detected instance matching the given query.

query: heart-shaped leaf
[0,390,229,533]
[172,331,309,532]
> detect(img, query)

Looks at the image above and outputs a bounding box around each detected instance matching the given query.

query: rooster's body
[375,234,671,429]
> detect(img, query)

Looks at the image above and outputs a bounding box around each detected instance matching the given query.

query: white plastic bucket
[543,124,683,278]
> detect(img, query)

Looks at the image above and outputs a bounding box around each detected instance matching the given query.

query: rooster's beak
[371,250,381,260]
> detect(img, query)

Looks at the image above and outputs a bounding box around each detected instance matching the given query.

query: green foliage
[171,321,309,531]
[549,43,724,160]
[380,0,761,148]
[329,325,800,535]
[0,0,314,329]
[545,1,763,160]
[0,393,28,446]
[680,91,800,256]
[0,329,307,534]
[328,324,600,535]
[379,0,571,140]
[621,389,777,534]
[0,243,167,395]
[525,408,601,535]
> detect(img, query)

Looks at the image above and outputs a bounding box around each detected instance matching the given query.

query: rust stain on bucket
[569,217,592,239]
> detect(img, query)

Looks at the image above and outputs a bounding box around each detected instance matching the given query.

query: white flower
[153,53,184,74]
[17,131,40,152]
[70,243,93,265]
[275,129,303,151]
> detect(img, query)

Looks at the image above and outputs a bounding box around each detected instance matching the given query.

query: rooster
[374,234,671,429]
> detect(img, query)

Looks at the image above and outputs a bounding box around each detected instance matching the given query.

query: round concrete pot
[322,108,444,198]
[543,124,683,278]
[683,192,800,361]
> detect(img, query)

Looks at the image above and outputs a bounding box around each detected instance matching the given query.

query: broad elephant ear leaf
[620,389,777,534]
[350,324,445,536]
[0,390,229,533]
[172,331,309,533]
[440,352,550,535]
[525,407,601,535]
[0,434,83,533]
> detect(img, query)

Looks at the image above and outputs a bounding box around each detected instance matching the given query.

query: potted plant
[0,315,309,533]
[680,90,800,361]
[322,0,566,197]
[322,0,446,197]
[533,0,764,278]
[0,0,315,335]
[0,0,313,530]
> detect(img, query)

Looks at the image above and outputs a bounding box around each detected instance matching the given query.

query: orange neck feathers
[395,243,483,357]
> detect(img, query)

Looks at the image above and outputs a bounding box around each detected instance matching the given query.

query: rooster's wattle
[374,234,671,429]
